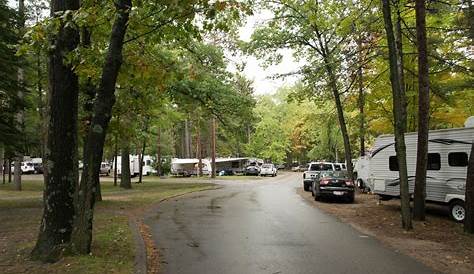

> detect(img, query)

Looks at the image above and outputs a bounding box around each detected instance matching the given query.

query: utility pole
[211,118,216,178]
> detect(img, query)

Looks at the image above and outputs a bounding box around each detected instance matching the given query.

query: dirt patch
[298,188,474,274]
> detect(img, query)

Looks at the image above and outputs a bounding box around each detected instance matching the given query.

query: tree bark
[357,36,365,157]
[0,144,4,184]
[413,0,430,221]
[381,0,412,230]
[211,118,216,178]
[69,0,132,254]
[114,134,118,186]
[14,0,25,192]
[31,0,80,262]
[138,139,146,183]
[120,144,132,189]
[465,143,474,233]
[184,119,191,158]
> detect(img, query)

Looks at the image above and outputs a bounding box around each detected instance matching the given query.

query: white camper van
[354,156,371,191]
[368,125,473,222]
[141,155,156,176]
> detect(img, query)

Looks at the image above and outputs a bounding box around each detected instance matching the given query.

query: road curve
[146,172,435,274]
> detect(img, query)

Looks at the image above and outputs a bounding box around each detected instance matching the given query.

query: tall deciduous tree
[31,0,80,262]
[70,0,132,254]
[413,0,430,221]
[380,0,412,230]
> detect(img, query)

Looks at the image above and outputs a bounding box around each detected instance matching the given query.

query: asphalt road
[146,172,435,274]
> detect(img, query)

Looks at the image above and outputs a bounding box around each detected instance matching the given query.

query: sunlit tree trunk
[211,118,216,178]
[31,0,80,262]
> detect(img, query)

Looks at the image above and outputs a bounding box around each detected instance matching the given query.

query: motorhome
[367,123,473,222]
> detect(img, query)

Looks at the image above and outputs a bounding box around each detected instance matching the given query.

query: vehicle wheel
[449,200,465,223]
[303,185,310,192]
[314,194,320,201]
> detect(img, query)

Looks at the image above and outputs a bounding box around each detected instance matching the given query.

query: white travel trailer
[113,155,140,177]
[353,156,371,191]
[171,158,211,176]
[367,124,473,222]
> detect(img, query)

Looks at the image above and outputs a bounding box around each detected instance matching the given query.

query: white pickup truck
[303,162,336,191]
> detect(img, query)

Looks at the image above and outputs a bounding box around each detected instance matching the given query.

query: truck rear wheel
[449,200,465,223]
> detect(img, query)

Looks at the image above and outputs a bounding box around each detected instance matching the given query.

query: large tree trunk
[120,145,132,189]
[413,0,430,221]
[0,144,4,184]
[381,0,412,230]
[184,119,191,158]
[465,143,474,233]
[31,0,80,262]
[69,0,132,254]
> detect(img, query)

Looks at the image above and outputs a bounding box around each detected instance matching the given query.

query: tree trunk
[114,134,118,186]
[184,119,191,158]
[138,139,146,183]
[357,36,365,157]
[465,143,474,233]
[8,158,11,183]
[211,118,216,178]
[324,61,354,178]
[413,0,430,221]
[157,128,162,176]
[120,145,132,189]
[196,124,203,177]
[0,144,4,184]
[31,0,80,262]
[381,0,412,230]
[69,0,131,254]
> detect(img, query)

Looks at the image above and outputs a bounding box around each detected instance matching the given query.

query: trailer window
[448,152,468,167]
[427,153,441,170]
[389,156,399,171]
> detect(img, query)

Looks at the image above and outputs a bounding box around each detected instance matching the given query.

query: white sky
[233,12,302,95]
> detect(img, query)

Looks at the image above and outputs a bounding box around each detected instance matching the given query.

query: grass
[0,178,216,274]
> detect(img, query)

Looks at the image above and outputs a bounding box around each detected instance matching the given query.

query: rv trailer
[367,126,473,222]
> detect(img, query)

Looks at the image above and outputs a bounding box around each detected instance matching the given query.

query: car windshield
[310,164,332,171]
[262,164,271,168]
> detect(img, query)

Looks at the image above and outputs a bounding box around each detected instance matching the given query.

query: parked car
[11,162,36,174]
[303,162,336,191]
[245,165,260,176]
[312,170,355,203]
[259,164,277,177]
[100,162,111,176]
[219,169,234,176]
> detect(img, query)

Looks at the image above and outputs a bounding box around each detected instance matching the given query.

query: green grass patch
[0,178,216,274]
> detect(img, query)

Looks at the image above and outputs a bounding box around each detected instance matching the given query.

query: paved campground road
[146,172,435,274]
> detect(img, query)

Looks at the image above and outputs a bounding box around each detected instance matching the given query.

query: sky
[233,13,302,95]
[6,1,301,95]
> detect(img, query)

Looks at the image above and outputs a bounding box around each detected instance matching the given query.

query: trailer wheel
[449,200,465,223]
